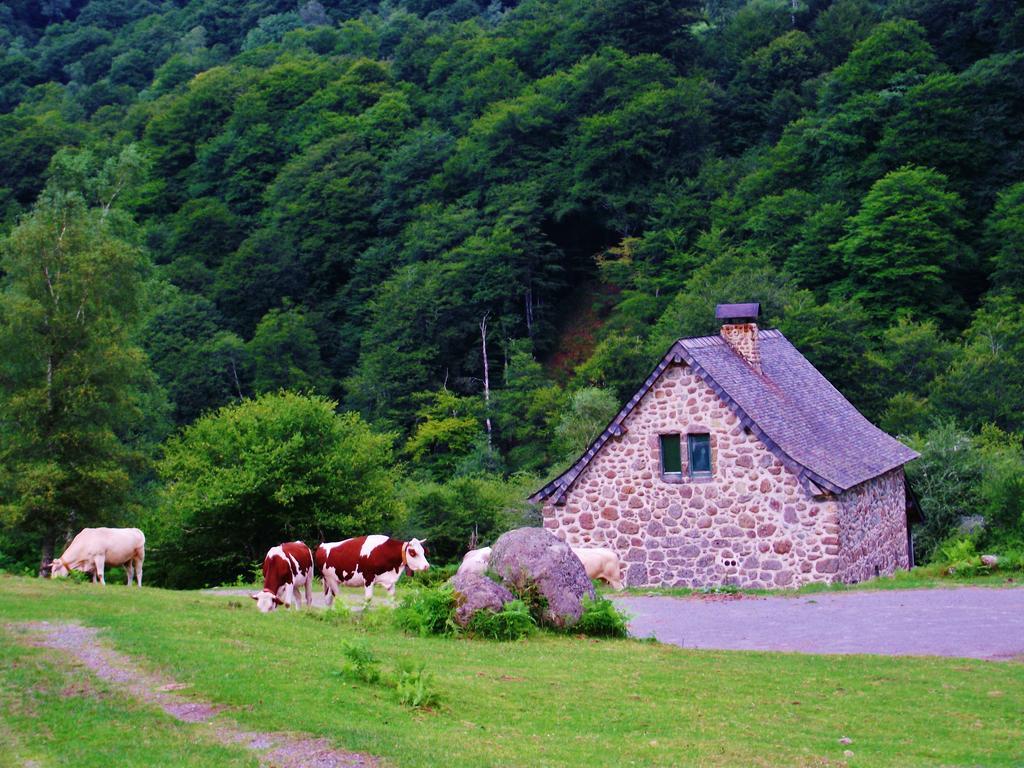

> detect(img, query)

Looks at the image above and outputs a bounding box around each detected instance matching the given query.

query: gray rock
[489,527,596,629]
[450,572,514,627]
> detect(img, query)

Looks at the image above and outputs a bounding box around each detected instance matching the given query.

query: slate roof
[530,328,919,505]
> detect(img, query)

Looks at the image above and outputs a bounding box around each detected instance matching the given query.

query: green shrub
[506,578,549,625]
[394,661,441,709]
[466,599,537,641]
[338,640,381,684]
[937,536,982,578]
[409,563,457,588]
[394,584,458,637]
[574,596,630,638]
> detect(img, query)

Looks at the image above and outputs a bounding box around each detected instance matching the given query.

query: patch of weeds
[574,596,629,638]
[229,562,262,588]
[355,604,394,632]
[394,661,440,709]
[303,601,352,625]
[698,584,740,595]
[466,600,536,641]
[394,584,458,637]
[335,641,441,709]
[338,640,381,684]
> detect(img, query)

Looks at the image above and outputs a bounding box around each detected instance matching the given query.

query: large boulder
[489,527,596,629]
[450,572,514,627]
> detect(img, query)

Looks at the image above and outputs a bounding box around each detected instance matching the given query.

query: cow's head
[49,560,69,578]
[404,538,430,572]
[251,590,283,612]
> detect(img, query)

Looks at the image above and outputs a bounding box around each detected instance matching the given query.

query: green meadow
[1,576,1021,768]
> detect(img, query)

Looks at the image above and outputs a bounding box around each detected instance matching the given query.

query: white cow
[50,527,145,586]
[456,546,492,577]
[571,546,624,591]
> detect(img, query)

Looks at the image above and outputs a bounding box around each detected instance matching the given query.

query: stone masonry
[541,362,910,589]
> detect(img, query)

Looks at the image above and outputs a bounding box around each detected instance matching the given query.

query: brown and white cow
[49,527,145,586]
[252,541,314,613]
[316,535,429,604]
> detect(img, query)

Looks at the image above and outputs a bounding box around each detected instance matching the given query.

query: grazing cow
[571,546,624,591]
[316,536,429,604]
[50,527,145,586]
[456,546,492,577]
[252,541,314,613]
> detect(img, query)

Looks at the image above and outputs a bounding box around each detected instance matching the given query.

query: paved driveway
[615,587,1024,660]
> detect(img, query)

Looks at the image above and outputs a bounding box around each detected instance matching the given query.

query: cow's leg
[323,574,336,607]
[125,561,134,586]
[94,555,106,585]
[284,583,295,609]
[303,575,312,608]
[135,555,144,587]
[363,583,374,603]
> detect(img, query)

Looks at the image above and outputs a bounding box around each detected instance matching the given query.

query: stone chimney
[716,302,761,373]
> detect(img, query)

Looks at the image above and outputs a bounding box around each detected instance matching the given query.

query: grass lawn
[1,575,1022,768]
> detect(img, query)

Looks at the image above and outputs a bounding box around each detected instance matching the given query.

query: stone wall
[542,363,843,589]
[834,468,910,583]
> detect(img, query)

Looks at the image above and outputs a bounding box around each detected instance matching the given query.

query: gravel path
[615,586,1024,660]
[8,621,379,768]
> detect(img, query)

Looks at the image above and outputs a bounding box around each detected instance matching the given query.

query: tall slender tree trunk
[39,528,55,578]
[480,312,492,449]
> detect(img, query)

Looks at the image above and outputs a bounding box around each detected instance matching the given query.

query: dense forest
[1,0,1022,585]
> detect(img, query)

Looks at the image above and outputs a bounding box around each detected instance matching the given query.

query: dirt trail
[9,621,379,768]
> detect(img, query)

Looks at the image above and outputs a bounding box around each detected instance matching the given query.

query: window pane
[688,434,711,475]
[660,434,682,474]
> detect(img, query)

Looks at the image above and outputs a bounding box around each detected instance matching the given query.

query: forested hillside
[1,0,1022,581]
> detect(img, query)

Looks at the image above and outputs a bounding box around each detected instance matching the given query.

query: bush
[466,599,537,641]
[394,584,458,637]
[153,392,403,588]
[574,596,630,638]
[936,536,982,578]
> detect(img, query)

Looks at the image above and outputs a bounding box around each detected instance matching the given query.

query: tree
[401,474,536,564]
[821,20,940,107]
[984,181,1024,298]
[143,288,249,424]
[404,389,484,479]
[834,165,971,323]
[551,387,619,463]
[154,392,402,587]
[248,303,331,395]
[905,422,982,563]
[930,294,1024,432]
[0,149,157,574]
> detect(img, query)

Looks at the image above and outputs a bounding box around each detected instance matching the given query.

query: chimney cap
[716,302,760,323]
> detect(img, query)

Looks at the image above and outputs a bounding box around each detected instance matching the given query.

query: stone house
[530,303,921,589]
